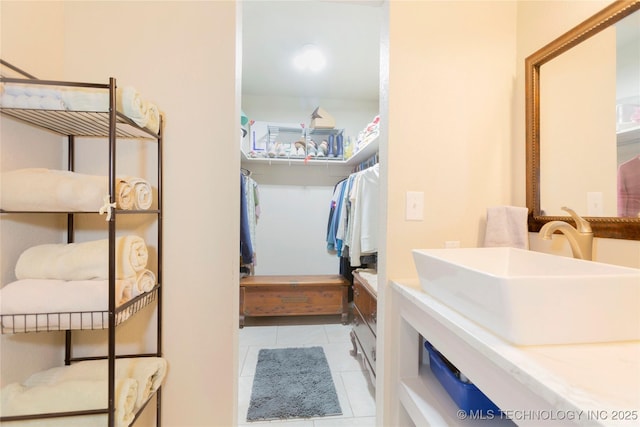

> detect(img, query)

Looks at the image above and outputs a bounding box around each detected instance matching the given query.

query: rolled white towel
[144,102,161,134]
[116,357,168,410]
[22,357,168,411]
[116,177,136,210]
[114,176,153,210]
[125,176,153,209]
[116,235,149,276]
[116,86,148,128]
[0,378,137,427]
[15,235,148,281]
[134,269,156,295]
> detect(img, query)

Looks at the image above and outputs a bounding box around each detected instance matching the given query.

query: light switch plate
[406,191,424,221]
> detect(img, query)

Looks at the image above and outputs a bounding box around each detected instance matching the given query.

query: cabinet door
[353,277,377,335]
[352,304,376,375]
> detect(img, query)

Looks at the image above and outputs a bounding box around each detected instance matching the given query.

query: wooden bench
[239,274,350,327]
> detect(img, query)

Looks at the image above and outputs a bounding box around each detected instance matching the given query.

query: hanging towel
[483,206,529,249]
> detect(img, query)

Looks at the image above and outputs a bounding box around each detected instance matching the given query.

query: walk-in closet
[238,1,382,425]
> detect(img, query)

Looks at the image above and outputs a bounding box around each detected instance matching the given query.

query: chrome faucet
[539,207,593,260]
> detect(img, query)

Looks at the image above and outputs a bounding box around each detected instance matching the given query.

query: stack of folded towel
[1,83,161,134]
[0,236,156,331]
[0,168,153,212]
[0,357,168,427]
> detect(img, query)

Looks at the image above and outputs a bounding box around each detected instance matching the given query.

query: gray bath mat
[246,346,342,421]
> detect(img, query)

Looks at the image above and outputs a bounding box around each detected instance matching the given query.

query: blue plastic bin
[424,341,501,415]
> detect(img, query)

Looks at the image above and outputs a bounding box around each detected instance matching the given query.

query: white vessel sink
[413,247,640,345]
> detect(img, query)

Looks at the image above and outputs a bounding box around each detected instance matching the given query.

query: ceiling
[241,0,383,102]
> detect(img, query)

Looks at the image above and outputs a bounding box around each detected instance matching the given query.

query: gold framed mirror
[526,0,640,240]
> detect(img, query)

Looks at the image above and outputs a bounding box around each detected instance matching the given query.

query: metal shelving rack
[0,62,163,427]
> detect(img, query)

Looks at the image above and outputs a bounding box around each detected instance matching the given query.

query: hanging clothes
[327,178,347,252]
[327,163,379,267]
[240,169,260,274]
[240,172,254,265]
[244,175,260,251]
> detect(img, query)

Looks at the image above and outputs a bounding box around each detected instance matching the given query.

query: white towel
[123,176,153,210]
[483,206,529,249]
[15,235,148,281]
[145,103,161,134]
[0,278,135,332]
[22,357,168,411]
[0,168,153,212]
[60,87,109,111]
[116,86,147,126]
[61,86,161,134]
[0,378,137,427]
[0,93,66,110]
[2,83,63,98]
[0,278,134,313]
[134,269,156,295]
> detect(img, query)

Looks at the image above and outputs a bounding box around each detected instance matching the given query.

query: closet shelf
[0,108,159,140]
[241,135,379,167]
[1,286,159,334]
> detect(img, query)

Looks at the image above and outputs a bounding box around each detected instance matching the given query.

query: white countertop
[354,269,378,294]
[391,280,640,426]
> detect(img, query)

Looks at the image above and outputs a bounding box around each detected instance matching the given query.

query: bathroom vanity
[388,281,640,426]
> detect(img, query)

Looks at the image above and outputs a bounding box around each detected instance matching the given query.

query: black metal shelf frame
[0,70,164,427]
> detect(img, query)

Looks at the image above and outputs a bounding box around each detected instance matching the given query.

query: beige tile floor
[238,315,376,426]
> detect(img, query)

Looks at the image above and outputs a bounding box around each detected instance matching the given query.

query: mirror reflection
[539,10,640,218]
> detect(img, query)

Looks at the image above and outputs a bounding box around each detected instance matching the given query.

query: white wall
[253,184,339,275]
[384,0,518,282]
[1,2,240,427]
[0,0,68,387]
[380,1,518,423]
